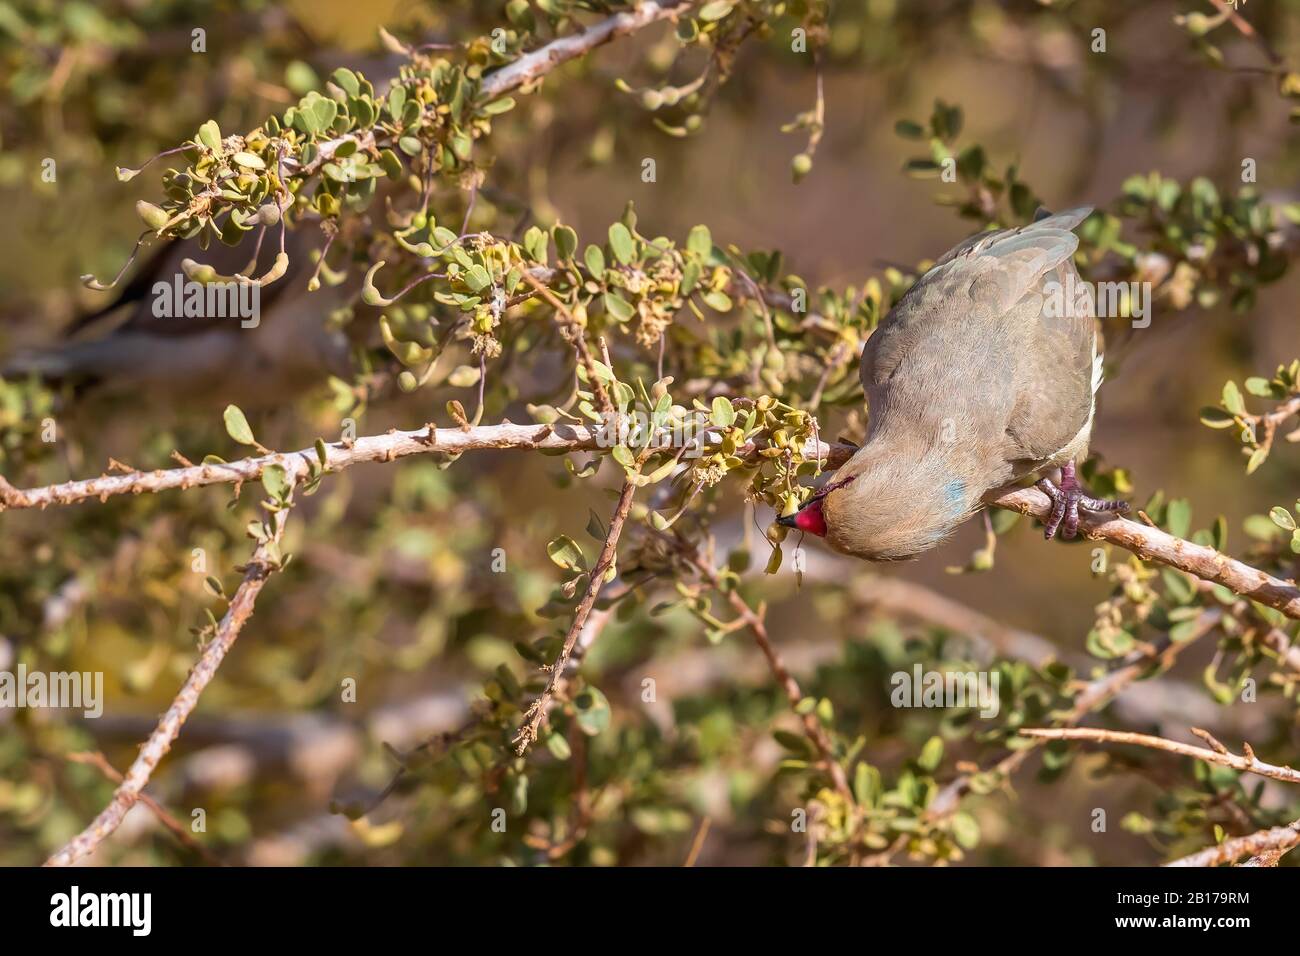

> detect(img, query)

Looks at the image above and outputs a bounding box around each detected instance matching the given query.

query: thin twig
[479,1,695,99]
[64,751,222,865]
[1205,0,1283,68]
[864,610,1222,865]
[517,269,615,415]
[683,817,712,867]
[512,480,637,754]
[45,496,296,866]
[1017,726,1300,785]
[683,545,855,806]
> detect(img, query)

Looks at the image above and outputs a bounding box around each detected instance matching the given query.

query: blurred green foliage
[1,0,1299,867]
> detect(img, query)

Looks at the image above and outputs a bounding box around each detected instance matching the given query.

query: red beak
[778,497,827,537]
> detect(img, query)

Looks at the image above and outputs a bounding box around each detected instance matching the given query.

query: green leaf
[545,732,572,760]
[608,222,636,265]
[702,289,732,312]
[1221,380,1246,416]
[387,85,406,119]
[950,811,980,850]
[710,396,735,427]
[894,119,925,139]
[524,226,549,264]
[331,67,360,97]
[1165,499,1193,539]
[262,463,289,501]
[223,405,257,446]
[584,244,606,277]
[686,224,712,257]
[853,762,882,806]
[917,735,944,773]
[197,119,223,152]
[1269,506,1296,531]
[773,730,815,757]
[448,364,481,388]
[603,291,634,322]
[573,686,610,736]
[311,96,338,132]
[553,224,578,261]
[1199,406,1237,429]
[464,264,492,293]
[546,535,586,572]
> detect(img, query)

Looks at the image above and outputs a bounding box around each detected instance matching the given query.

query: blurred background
[0,0,1297,866]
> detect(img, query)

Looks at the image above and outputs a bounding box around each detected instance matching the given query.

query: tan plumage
[816,207,1100,560]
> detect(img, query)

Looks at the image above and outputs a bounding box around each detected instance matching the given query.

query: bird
[2,224,358,407]
[779,206,1127,561]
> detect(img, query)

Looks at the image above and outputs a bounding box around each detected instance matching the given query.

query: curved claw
[1037,461,1129,542]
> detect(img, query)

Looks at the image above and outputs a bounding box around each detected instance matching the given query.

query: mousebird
[779,206,1127,561]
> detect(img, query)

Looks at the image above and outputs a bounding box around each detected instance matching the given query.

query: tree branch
[1165,817,1300,867]
[291,1,696,177]
[512,479,637,754]
[987,484,1300,621]
[1018,726,1300,785]
[45,498,295,866]
[682,544,856,808]
[480,1,695,99]
[63,751,222,865]
[865,609,1223,865]
[7,430,1300,625]
[0,422,607,511]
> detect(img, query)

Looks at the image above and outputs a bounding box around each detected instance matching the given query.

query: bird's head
[777,450,977,561]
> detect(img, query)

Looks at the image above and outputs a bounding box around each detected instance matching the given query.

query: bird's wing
[860,208,1096,465]
[1002,254,1099,465]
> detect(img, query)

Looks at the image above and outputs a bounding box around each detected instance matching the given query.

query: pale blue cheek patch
[942,478,967,518]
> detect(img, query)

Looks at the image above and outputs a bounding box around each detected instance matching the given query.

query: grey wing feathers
[862,207,1093,390]
[860,208,1099,474]
[1002,255,1098,466]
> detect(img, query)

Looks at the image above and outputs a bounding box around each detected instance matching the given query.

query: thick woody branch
[6,432,1300,625]
[987,484,1300,621]
[45,500,294,867]
[1018,726,1300,785]
[0,422,607,511]
[1166,818,1300,868]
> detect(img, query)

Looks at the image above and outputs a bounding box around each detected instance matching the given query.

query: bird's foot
[1036,460,1129,540]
